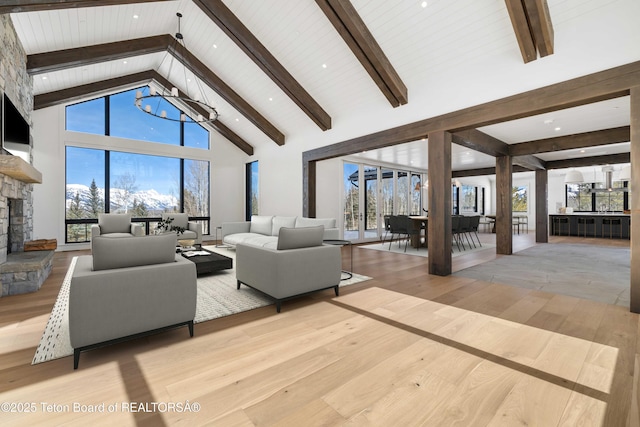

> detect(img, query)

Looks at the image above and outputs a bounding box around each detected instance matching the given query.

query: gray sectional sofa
[222,215,339,248]
[69,233,197,369]
[236,225,342,312]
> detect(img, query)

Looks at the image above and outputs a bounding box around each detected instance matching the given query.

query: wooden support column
[535,169,548,243]
[496,155,513,255]
[630,87,640,313]
[427,131,452,276]
[303,157,316,218]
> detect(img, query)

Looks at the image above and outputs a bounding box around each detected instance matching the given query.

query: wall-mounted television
[2,93,31,162]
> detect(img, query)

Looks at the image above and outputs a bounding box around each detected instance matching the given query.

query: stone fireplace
[0,15,51,297]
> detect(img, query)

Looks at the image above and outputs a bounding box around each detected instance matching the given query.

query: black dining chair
[468,215,482,247]
[381,215,391,245]
[401,215,422,252]
[451,215,462,252]
[387,215,407,250]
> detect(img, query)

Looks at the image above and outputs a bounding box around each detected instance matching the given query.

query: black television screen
[3,94,29,145]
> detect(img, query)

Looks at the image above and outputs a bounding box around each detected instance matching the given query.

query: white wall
[31,103,248,251]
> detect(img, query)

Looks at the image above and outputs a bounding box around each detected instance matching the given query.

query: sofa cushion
[92,233,176,271]
[271,216,297,236]
[277,226,324,250]
[295,217,336,229]
[98,213,132,234]
[250,215,274,235]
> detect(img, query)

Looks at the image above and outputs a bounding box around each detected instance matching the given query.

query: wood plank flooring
[0,233,638,426]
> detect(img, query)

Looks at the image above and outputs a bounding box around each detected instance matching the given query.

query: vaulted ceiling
[5,0,640,172]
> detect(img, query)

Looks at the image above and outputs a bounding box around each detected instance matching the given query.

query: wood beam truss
[0,0,173,14]
[509,126,630,156]
[194,0,331,131]
[505,0,554,63]
[316,0,407,107]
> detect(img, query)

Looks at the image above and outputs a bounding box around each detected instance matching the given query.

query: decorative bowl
[178,239,195,248]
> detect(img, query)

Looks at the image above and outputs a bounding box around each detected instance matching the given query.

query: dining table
[408,216,428,248]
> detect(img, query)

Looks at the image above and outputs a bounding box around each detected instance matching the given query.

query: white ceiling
[9,0,640,172]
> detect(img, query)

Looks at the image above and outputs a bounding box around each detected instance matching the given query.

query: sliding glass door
[343,163,380,242]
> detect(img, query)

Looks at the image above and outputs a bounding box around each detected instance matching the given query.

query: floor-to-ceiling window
[246,161,259,220]
[64,86,211,243]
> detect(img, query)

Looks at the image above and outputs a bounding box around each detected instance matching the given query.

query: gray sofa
[236,226,342,312]
[222,215,339,249]
[69,233,197,369]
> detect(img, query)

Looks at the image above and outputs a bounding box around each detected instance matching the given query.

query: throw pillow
[294,217,336,229]
[250,215,274,235]
[271,216,297,236]
[277,226,324,250]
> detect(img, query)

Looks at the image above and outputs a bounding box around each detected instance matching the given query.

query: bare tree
[112,172,137,213]
[184,160,209,217]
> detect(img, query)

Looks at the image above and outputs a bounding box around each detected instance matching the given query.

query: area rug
[359,241,495,258]
[453,243,630,307]
[32,246,371,365]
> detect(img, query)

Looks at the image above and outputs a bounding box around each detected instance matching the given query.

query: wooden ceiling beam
[523,0,554,57]
[451,129,510,157]
[167,40,284,146]
[33,70,253,155]
[34,70,156,109]
[193,0,331,131]
[513,154,546,170]
[504,0,537,63]
[509,126,630,156]
[0,0,174,14]
[452,165,529,178]
[303,60,639,162]
[27,35,284,145]
[546,153,630,170]
[316,0,408,107]
[27,35,171,75]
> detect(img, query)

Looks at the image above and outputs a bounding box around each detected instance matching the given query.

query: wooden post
[496,155,513,255]
[427,131,452,275]
[303,157,316,218]
[630,87,640,313]
[535,169,548,243]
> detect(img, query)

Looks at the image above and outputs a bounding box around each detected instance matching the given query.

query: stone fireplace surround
[0,156,49,297]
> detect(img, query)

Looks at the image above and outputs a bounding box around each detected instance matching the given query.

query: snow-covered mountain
[66,184,178,213]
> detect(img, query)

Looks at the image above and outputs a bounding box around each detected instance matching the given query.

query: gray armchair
[161,213,203,245]
[235,226,342,312]
[91,213,143,239]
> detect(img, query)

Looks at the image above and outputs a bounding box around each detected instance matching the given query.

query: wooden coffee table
[180,248,233,276]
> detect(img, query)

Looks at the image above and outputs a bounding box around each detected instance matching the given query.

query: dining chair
[401,215,422,252]
[381,215,392,246]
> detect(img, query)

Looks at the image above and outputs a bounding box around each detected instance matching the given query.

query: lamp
[134,13,218,124]
[564,169,584,184]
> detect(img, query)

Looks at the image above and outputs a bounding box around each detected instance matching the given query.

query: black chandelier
[135,12,219,124]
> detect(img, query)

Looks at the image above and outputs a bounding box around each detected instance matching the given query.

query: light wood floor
[0,233,638,426]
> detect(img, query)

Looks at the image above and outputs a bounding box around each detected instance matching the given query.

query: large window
[567,181,628,212]
[64,86,211,243]
[512,185,528,212]
[461,184,478,213]
[246,161,259,220]
[66,86,209,150]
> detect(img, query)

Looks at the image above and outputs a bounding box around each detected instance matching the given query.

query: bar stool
[602,217,622,239]
[577,217,595,237]
[552,216,570,235]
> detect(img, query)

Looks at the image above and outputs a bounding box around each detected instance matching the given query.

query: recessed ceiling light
[580,149,586,153]
[322,63,327,69]
[133,14,139,19]
[123,60,127,64]
[268,97,273,101]
[42,76,47,80]
[421,1,428,7]
[212,44,217,49]
[235,118,240,122]
[554,127,561,131]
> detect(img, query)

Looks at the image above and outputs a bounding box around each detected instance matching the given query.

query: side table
[323,239,353,280]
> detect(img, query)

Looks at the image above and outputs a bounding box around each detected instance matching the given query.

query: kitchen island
[549,213,630,239]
